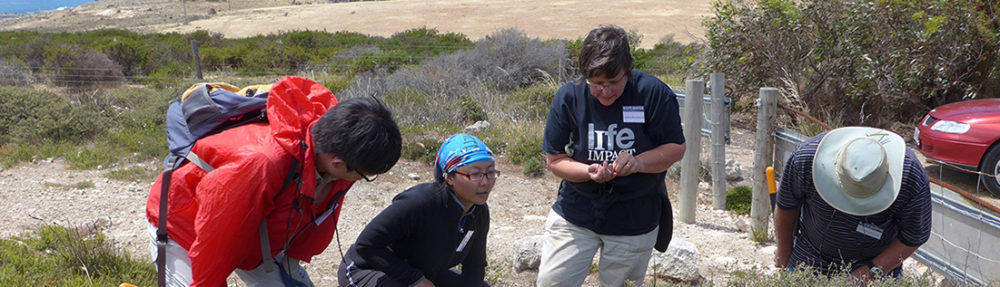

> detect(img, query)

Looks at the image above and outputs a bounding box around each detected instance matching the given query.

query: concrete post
[679,80,704,224]
[710,73,727,210]
[751,88,778,235]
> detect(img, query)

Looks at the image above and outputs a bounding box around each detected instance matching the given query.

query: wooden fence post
[190,40,203,80]
[710,73,727,210]
[751,88,778,236]
[182,0,188,24]
[679,80,704,224]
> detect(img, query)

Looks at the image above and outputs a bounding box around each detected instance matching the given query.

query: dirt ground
[0,0,983,285]
[0,0,710,48]
[0,127,949,286]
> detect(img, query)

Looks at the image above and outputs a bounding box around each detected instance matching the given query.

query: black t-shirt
[542,70,684,235]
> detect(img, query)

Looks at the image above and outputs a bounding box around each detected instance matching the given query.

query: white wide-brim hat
[812,127,905,216]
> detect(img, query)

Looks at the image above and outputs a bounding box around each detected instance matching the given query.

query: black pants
[337,258,488,287]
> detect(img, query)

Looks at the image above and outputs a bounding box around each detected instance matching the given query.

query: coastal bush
[0,225,155,286]
[338,28,567,127]
[50,49,125,87]
[401,138,443,166]
[0,86,105,145]
[632,34,704,83]
[705,0,1000,128]
[0,58,34,86]
[726,185,753,215]
[508,81,558,121]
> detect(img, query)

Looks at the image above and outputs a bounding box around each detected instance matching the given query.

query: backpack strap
[257,220,274,273]
[185,152,215,172]
[156,167,173,287]
[258,157,302,273]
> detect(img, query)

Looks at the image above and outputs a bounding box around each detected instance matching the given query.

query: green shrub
[726,185,753,215]
[522,156,545,178]
[49,48,125,87]
[0,225,156,286]
[0,86,106,145]
[704,0,1000,128]
[320,76,353,94]
[632,34,703,81]
[0,83,174,168]
[728,265,936,286]
[402,138,443,166]
[507,133,543,165]
[336,28,567,127]
[0,58,34,86]
[480,136,508,158]
[143,61,187,90]
[70,180,95,189]
[66,146,118,170]
[508,82,558,121]
[92,30,150,77]
[459,94,488,122]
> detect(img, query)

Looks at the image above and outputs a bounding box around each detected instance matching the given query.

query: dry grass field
[0,0,712,48]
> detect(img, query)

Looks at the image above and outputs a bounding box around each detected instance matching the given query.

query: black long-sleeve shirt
[344,182,490,286]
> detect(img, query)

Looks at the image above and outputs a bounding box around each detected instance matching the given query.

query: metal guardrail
[772,127,810,183]
[914,189,1000,285]
[770,127,1000,285]
[675,92,731,144]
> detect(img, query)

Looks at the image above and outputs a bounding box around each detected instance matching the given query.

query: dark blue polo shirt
[776,131,932,274]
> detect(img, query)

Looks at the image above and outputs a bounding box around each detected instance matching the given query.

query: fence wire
[773,105,1000,285]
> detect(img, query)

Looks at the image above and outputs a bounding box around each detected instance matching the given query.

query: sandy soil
[0,0,711,48]
[0,0,983,285]
[0,127,947,286]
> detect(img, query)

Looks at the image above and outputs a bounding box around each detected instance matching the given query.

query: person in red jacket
[145,77,402,287]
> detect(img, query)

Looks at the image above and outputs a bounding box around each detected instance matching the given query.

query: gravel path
[0,128,940,286]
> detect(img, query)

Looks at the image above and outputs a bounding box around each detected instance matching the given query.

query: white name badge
[456,230,474,252]
[623,106,645,123]
[856,222,884,240]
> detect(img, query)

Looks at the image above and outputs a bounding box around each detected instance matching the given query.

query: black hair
[311,96,401,175]
[434,166,454,183]
[578,24,634,81]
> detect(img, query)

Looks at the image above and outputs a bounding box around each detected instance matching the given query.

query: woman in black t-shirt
[537,24,686,287]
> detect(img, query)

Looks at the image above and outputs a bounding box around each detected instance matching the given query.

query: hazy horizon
[1,0,98,14]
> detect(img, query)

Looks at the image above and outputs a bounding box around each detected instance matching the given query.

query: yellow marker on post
[766,166,777,211]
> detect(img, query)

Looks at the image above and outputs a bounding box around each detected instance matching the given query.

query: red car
[915,98,1000,197]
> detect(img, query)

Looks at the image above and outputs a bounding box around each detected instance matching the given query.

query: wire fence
[772,106,1000,285]
[7,61,441,86]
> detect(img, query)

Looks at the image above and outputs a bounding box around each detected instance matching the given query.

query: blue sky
[1,0,98,14]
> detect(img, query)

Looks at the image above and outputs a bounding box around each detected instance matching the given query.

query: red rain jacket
[146,76,354,286]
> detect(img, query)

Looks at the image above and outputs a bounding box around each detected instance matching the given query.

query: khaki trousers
[536,209,658,287]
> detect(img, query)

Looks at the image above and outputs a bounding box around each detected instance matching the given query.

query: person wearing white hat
[773,127,931,281]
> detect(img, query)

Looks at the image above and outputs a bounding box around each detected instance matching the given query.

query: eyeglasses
[586,75,628,92]
[454,170,501,182]
[345,162,378,182]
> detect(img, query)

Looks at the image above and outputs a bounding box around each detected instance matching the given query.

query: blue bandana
[434,134,494,182]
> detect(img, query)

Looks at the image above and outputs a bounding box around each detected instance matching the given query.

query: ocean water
[1,0,99,14]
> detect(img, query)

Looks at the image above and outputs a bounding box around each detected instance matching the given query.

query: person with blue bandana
[338,134,497,287]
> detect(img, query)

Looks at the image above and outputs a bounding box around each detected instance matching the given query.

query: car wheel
[980,144,1000,198]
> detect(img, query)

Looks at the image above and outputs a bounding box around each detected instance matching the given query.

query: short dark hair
[579,24,634,80]
[311,96,401,175]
